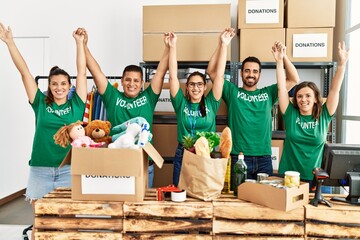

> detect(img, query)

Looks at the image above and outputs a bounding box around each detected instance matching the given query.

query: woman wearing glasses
[168,29,235,186]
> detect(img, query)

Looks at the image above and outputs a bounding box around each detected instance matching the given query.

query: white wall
[1,0,239,76]
[0,0,239,198]
[0,38,48,198]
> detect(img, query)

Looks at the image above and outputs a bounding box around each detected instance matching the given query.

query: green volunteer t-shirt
[222,80,278,156]
[30,90,86,167]
[171,88,220,143]
[101,81,159,135]
[278,103,333,180]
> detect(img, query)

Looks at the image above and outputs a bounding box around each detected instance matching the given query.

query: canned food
[257,173,269,182]
[245,179,257,183]
[259,180,272,185]
[284,171,300,188]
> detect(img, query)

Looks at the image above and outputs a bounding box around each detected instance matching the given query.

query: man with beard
[213,49,299,184]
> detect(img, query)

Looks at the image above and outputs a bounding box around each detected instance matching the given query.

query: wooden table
[33,188,360,240]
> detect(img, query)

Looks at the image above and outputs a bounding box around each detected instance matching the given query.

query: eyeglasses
[187,82,205,88]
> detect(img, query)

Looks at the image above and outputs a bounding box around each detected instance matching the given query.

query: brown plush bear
[85,120,112,145]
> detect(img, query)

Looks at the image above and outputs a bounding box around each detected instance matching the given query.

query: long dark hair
[293,81,323,120]
[186,71,207,117]
[45,66,71,105]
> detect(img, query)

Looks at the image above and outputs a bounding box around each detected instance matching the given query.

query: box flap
[143,142,164,168]
[59,149,72,168]
[71,147,144,176]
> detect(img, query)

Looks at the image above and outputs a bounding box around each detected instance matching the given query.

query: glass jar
[284,171,300,188]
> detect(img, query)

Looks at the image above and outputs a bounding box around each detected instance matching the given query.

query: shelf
[153,113,228,125]
[140,61,237,82]
[256,62,335,69]
[140,61,335,69]
[272,131,286,140]
[141,61,210,69]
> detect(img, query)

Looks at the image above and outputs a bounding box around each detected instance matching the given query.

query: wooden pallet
[34,188,360,240]
[34,188,123,239]
[122,189,213,239]
[212,194,305,239]
[305,201,360,239]
[34,188,213,239]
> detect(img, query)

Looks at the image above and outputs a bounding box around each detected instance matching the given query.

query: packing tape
[171,190,186,202]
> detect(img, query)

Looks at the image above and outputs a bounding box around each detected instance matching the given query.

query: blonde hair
[54,121,83,148]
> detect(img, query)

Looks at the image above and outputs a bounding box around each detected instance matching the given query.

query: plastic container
[284,171,300,188]
[233,152,247,196]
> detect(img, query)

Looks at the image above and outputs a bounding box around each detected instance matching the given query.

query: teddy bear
[84,120,112,145]
[54,121,104,148]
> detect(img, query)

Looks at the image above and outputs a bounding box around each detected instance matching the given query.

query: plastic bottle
[233,152,247,196]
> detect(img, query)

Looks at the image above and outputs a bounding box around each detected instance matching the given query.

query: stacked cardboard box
[238,0,285,62]
[285,0,336,62]
[143,4,231,62]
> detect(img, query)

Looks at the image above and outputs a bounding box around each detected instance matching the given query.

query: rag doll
[54,121,104,148]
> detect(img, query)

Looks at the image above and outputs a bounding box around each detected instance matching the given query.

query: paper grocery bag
[178,149,228,201]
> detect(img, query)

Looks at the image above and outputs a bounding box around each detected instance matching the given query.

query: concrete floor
[0,196,33,225]
[0,196,33,239]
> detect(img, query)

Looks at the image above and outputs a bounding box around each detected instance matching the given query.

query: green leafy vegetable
[182,131,220,153]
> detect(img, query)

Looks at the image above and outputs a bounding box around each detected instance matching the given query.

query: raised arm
[151,32,170,95]
[73,29,87,103]
[206,32,222,81]
[326,41,349,115]
[207,28,231,81]
[80,28,108,95]
[168,32,179,98]
[0,23,37,103]
[212,28,235,100]
[272,41,289,114]
[283,45,300,91]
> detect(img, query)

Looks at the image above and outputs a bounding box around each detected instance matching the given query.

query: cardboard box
[143,33,231,62]
[60,144,164,201]
[240,28,285,62]
[144,82,228,115]
[286,0,336,28]
[143,4,230,33]
[271,139,284,171]
[238,0,284,29]
[238,177,309,211]
[153,162,174,187]
[286,28,333,62]
[152,124,178,157]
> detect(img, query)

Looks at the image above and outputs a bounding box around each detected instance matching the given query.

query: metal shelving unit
[140,61,337,142]
[140,61,237,82]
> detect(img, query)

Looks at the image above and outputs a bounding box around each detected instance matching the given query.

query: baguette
[219,126,232,158]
